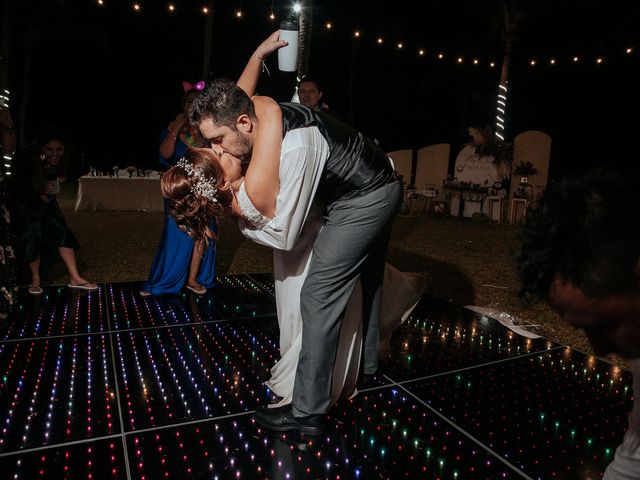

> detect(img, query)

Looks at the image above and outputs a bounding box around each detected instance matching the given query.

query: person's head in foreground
[189,79,256,162]
[161,147,242,242]
[297,77,323,111]
[518,168,640,359]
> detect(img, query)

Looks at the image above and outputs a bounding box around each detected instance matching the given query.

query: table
[74,176,164,212]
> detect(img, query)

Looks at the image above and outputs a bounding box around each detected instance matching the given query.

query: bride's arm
[241,95,282,219]
[236,31,287,97]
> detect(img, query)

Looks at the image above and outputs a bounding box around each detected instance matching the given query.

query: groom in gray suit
[191,79,402,434]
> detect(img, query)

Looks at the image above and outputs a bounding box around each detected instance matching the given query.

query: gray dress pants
[292,180,403,416]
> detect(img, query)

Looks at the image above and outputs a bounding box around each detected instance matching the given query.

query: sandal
[28,285,43,295]
[186,284,207,295]
[68,282,99,291]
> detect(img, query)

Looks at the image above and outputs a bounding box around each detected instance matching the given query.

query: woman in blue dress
[141,83,216,296]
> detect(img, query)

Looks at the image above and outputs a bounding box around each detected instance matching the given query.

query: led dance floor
[0,274,632,479]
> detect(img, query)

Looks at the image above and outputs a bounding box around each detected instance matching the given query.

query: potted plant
[513,161,538,184]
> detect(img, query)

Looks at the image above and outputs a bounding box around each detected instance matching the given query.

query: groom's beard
[235,132,253,163]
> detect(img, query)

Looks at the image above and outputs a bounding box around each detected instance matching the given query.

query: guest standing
[141,82,216,296]
[10,127,97,294]
[0,105,18,315]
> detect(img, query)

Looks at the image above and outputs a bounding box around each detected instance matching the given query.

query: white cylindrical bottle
[278,20,299,72]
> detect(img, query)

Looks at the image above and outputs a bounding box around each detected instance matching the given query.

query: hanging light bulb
[397,43,403,49]
[354,31,361,38]
[269,12,275,20]
[236,10,243,18]
[437,53,444,59]
[549,58,556,65]
[573,56,579,63]
[133,3,141,11]
[293,3,301,13]
[97,0,104,5]
[377,37,383,45]
[202,6,209,14]
[168,3,175,12]
[418,49,425,56]
[489,62,496,67]
[596,57,603,64]
[326,22,332,29]
[626,47,633,54]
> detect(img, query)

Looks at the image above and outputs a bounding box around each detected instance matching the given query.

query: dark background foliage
[3,0,639,180]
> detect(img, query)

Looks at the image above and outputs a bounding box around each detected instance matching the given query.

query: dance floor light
[0,274,630,479]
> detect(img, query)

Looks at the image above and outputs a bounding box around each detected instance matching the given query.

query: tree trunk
[0,0,11,90]
[296,2,313,78]
[202,1,215,79]
[494,3,521,144]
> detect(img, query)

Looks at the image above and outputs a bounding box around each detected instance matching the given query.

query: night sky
[3,0,639,180]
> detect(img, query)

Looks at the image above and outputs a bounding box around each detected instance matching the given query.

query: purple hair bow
[182,81,205,92]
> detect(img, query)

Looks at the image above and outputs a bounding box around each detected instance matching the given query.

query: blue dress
[142,130,216,295]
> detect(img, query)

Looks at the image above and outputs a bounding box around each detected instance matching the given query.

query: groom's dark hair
[189,78,256,129]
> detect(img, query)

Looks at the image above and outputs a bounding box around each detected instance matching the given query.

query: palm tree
[296,1,313,79]
[494,3,523,143]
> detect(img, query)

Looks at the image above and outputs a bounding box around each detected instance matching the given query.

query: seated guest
[518,167,640,479]
[140,83,216,297]
[297,76,339,118]
[10,127,97,293]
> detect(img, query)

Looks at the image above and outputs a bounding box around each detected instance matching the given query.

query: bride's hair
[161,147,232,243]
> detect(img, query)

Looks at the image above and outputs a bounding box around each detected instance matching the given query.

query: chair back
[386,149,413,186]
[415,143,450,189]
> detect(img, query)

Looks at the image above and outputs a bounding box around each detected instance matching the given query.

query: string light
[87,5,636,72]
[495,84,507,141]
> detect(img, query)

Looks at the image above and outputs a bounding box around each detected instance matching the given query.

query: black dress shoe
[253,404,324,435]
[357,373,377,389]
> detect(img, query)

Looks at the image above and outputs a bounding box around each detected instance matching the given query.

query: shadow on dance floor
[0,274,631,479]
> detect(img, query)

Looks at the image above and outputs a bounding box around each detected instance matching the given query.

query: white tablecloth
[74,176,164,212]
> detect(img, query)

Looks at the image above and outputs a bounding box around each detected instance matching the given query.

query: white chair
[415,144,450,204]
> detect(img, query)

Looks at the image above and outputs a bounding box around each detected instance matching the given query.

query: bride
[161,33,428,407]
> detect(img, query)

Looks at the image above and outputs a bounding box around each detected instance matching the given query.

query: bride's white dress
[236,183,428,408]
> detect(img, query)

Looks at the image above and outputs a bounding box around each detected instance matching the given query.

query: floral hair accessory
[182,81,206,92]
[176,157,218,203]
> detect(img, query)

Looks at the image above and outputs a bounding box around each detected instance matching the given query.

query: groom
[191,79,402,434]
